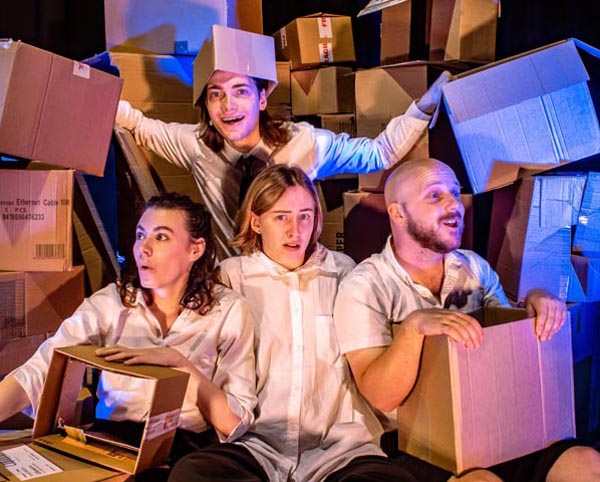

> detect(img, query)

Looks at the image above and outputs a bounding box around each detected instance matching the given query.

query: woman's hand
[95,345,190,370]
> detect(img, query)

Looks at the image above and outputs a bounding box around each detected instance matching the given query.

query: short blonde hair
[231,165,323,255]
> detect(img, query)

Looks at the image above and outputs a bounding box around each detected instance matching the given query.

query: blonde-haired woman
[169,166,417,482]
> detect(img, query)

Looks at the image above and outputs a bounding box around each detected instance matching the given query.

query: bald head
[384,158,456,206]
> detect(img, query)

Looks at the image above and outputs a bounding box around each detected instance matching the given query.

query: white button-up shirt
[11,284,256,440]
[116,102,430,258]
[334,238,510,429]
[219,245,385,482]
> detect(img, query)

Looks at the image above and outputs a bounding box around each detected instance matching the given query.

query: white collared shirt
[219,245,385,482]
[334,237,510,429]
[117,102,430,259]
[11,284,256,440]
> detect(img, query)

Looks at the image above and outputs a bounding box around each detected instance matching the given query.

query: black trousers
[381,430,580,482]
[169,444,418,482]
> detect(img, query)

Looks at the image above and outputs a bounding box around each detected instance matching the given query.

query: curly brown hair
[198,77,290,152]
[118,192,220,315]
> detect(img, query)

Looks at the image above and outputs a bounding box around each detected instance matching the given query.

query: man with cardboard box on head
[333,158,600,482]
[115,25,449,259]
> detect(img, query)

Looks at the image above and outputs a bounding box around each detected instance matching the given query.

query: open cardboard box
[430,39,600,194]
[397,306,575,474]
[0,345,189,481]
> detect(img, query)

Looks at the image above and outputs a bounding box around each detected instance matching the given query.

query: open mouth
[221,115,244,125]
[441,217,461,228]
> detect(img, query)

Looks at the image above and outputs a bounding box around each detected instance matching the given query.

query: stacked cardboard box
[0,40,122,376]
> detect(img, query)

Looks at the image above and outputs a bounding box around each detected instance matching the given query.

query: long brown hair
[231,165,323,256]
[118,192,219,315]
[198,77,290,152]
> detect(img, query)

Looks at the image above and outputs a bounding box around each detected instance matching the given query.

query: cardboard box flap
[293,69,319,95]
[443,40,588,124]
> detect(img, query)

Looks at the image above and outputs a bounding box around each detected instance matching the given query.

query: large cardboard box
[269,61,292,106]
[317,176,357,253]
[291,66,354,116]
[110,52,197,124]
[0,267,84,340]
[570,255,600,302]
[397,307,575,474]
[380,1,413,64]
[0,334,47,376]
[0,170,73,272]
[0,40,122,176]
[104,0,263,55]
[495,175,586,302]
[273,14,356,70]
[319,114,356,136]
[429,0,498,62]
[431,39,600,194]
[0,345,190,479]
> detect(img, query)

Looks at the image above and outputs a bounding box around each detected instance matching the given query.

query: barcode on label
[0,452,16,467]
[35,244,65,259]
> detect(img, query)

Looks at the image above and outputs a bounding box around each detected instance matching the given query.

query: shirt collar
[240,243,337,277]
[221,138,273,167]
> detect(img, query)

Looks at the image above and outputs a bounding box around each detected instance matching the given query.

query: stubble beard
[405,213,463,254]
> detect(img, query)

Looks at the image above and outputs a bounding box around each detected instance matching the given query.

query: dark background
[2,0,600,65]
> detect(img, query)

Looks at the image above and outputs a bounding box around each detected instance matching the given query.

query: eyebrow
[207,82,251,90]
[271,208,314,213]
[136,225,175,233]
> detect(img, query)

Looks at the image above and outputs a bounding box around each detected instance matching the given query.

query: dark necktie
[238,155,269,206]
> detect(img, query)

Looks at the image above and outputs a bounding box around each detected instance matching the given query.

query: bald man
[333,158,600,482]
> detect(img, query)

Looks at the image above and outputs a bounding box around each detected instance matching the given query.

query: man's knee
[447,469,503,482]
[547,446,600,482]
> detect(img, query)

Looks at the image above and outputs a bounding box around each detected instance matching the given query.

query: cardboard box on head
[193,25,278,106]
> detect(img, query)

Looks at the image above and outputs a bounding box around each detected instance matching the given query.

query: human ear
[259,90,267,111]
[190,238,206,261]
[250,213,262,234]
[387,202,406,225]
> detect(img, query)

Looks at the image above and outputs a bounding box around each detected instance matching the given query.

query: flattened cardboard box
[433,39,600,194]
[274,14,355,69]
[0,267,84,340]
[0,40,122,176]
[495,175,586,302]
[0,345,190,480]
[397,307,575,474]
[104,0,263,55]
[0,170,73,272]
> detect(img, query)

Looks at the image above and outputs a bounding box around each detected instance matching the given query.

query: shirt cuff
[406,101,433,122]
[217,394,252,443]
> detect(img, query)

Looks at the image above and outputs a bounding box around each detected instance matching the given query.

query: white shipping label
[144,408,181,441]
[319,43,334,63]
[0,445,62,480]
[73,61,90,79]
[280,27,288,49]
[317,17,333,38]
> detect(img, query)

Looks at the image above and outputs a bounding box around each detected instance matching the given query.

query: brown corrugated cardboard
[317,177,357,253]
[273,14,356,70]
[571,255,600,302]
[0,40,122,176]
[0,170,73,272]
[397,307,575,474]
[0,334,47,376]
[0,267,84,340]
[193,25,278,105]
[319,114,356,136]
[380,1,413,64]
[429,0,498,62]
[31,345,189,475]
[110,52,198,123]
[291,67,354,116]
[495,175,586,302]
[269,61,292,106]
[104,0,263,55]
[433,39,600,194]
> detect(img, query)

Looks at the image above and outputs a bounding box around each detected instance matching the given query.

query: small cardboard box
[0,267,84,340]
[13,345,189,477]
[0,170,73,272]
[291,66,354,116]
[0,40,122,176]
[397,307,575,474]
[193,25,277,106]
[273,14,356,70]
[104,0,263,55]
[319,114,356,137]
[495,175,586,302]
[429,0,498,62]
[380,1,413,65]
[431,39,600,194]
